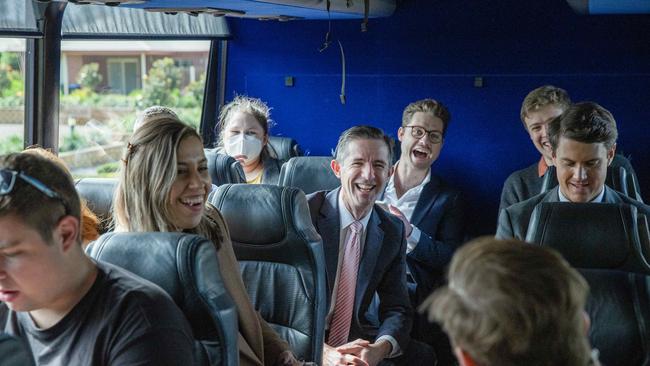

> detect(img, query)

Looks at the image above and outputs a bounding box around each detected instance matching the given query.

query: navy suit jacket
[306,188,412,350]
[496,186,650,240]
[395,172,465,303]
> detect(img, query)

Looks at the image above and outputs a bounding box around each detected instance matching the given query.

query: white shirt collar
[338,190,373,232]
[558,186,606,203]
[384,163,430,197]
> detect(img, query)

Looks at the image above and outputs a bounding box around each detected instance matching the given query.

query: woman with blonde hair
[112,116,301,366]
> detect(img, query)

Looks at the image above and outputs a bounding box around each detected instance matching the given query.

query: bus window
[58,40,210,178]
[0,38,25,155]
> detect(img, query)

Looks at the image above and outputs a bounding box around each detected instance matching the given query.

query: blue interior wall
[224,0,650,236]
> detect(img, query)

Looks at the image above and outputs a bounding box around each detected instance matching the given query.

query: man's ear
[607,143,617,166]
[389,164,395,178]
[583,311,591,335]
[454,347,478,366]
[397,127,405,142]
[55,216,81,252]
[331,159,342,179]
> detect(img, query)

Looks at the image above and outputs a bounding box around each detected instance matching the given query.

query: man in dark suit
[497,102,650,240]
[377,99,463,364]
[307,126,433,366]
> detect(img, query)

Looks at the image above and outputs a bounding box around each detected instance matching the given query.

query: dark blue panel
[224,0,650,236]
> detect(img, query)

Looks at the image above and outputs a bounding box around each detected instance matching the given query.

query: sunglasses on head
[0,168,70,215]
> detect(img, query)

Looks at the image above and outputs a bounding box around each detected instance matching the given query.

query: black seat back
[526,202,650,274]
[539,165,556,194]
[209,184,326,365]
[0,333,35,366]
[278,156,340,195]
[268,136,302,163]
[609,164,644,203]
[580,269,650,366]
[87,232,239,366]
[205,149,245,185]
[75,178,117,233]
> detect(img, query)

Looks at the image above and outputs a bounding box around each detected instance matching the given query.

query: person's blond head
[421,237,592,366]
[520,85,571,125]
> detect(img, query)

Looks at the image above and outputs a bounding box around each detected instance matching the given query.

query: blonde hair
[520,85,571,125]
[401,99,451,135]
[113,118,217,244]
[421,237,592,366]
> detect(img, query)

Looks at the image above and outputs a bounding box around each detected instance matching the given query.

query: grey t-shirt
[0,261,195,366]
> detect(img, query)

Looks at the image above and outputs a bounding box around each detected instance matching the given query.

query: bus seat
[0,333,35,366]
[525,202,650,274]
[278,156,340,195]
[539,165,556,194]
[609,164,644,203]
[205,149,245,185]
[538,154,643,202]
[87,232,239,366]
[268,136,302,163]
[75,177,117,234]
[209,184,326,365]
[580,269,650,366]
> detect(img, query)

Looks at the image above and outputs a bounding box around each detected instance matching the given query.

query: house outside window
[107,58,139,94]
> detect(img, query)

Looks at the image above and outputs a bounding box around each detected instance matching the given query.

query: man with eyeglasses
[0,152,195,365]
[377,99,464,364]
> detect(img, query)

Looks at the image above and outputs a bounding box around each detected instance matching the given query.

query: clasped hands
[323,339,391,366]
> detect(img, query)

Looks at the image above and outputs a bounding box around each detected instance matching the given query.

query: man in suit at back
[307,126,433,366]
[377,99,463,363]
[496,101,650,240]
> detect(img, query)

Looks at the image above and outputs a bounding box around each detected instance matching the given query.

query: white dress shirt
[378,168,431,253]
[558,186,606,203]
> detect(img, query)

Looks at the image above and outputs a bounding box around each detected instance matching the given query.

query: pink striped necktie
[328,220,363,347]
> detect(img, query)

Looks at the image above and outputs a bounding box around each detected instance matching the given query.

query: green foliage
[96,161,119,175]
[77,63,103,91]
[141,57,182,107]
[0,134,23,155]
[176,108,202,130]
[0,52,21,71]
[0,65,11,92]
[59,129,90,153]
[0,95,23,107]
[178,73,206,108]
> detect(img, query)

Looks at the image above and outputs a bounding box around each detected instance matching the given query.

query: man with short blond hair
[498,85,571,213]
[421,237,598,366]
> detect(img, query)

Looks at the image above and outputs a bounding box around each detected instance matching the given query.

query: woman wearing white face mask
[217,96,282,184]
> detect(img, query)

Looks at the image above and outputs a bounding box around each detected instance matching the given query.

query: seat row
[85,184,326,365]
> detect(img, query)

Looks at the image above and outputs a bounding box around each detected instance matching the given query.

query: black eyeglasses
[404,125,443,144]
[0,169,70,214]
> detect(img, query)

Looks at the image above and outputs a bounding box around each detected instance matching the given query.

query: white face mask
[225,134,263,165]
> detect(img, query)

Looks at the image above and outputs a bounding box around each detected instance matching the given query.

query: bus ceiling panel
[100,0,396,20]
[0,0,40,36]
[567,0,650,14]
[62,3,231,39]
